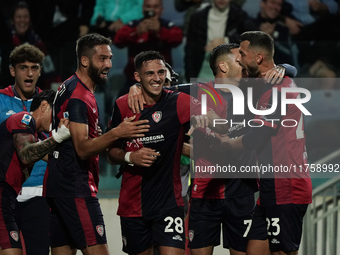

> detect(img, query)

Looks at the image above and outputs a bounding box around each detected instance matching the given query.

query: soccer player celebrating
[224,31,312,255]
[127,43,298,255]
[43,33,150,255]
[0,44,52,255]
[0,90,70,254]
[107,51,222,255]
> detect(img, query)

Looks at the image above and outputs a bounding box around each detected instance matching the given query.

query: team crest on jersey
[10,231,19,242]
[152,111,162,123]
[21,114,32,125]
[188,230,194,242]
[122,236,127,246]
[96,225,104,236]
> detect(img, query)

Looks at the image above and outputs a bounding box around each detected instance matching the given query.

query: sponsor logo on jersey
[136,134,165,144]
[152,111,162,123]
[63,111,69,119]
[189,230,194,242]
[10,231,19,242]
[6,110,16,116]
[122,236,127,246]
[93,108,97,113]
[172,235,183,241]
[96,225,104,236]
[21,114,32,125]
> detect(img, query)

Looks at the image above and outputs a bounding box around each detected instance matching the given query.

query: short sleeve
[67,98,88,124]
[10,113,36,135]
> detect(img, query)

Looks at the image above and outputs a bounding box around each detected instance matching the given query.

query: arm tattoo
[13,133,58,165]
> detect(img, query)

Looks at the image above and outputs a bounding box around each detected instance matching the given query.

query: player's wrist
[52,124,71,143]
[125,151,134,166]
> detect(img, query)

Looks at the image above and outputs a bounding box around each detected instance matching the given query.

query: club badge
[189,230,194,242]
[152,111,162,123]
[10,231,19,242]
[96,225,104,236]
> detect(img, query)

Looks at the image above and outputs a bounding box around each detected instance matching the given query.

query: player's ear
[256,54,263,64]
[10,66,15,77]
[40,100,49,113]
[134,71,141,83]
[81,56,88,68]
[219,61,228,74]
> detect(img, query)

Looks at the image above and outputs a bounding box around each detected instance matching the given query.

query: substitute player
[0,90,70,254]
[43,33,150,255]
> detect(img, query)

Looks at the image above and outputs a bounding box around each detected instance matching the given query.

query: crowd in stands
[0,0,339,93]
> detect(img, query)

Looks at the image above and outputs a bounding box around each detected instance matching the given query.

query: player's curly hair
[9,44,45,67]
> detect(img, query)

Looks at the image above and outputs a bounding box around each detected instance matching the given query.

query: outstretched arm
[71,116,150,160]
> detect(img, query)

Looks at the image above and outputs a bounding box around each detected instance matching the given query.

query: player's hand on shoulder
[114,115,150,139]
[130,147,160,167]
[52,118,71,143]
[262,65,285,85]
[128,84,145,114]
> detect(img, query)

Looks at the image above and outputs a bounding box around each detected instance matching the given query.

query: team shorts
[248,204,308,253]
[188,195,255,252]
[15,196,50,255]
[120,207,185,254]
[0,182,21,250]
[47,196,107,249]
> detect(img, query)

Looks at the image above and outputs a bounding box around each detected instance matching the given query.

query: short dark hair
[134,51,165,71]
[76,33,112,66]
[9,44,44,67]
[30,90,56,111]
[239,31,274,58]
[209,43,240,76]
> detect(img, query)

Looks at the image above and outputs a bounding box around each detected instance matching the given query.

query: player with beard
[219,31,312,255]
[126,44,297,255]
[43,33,150,255]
